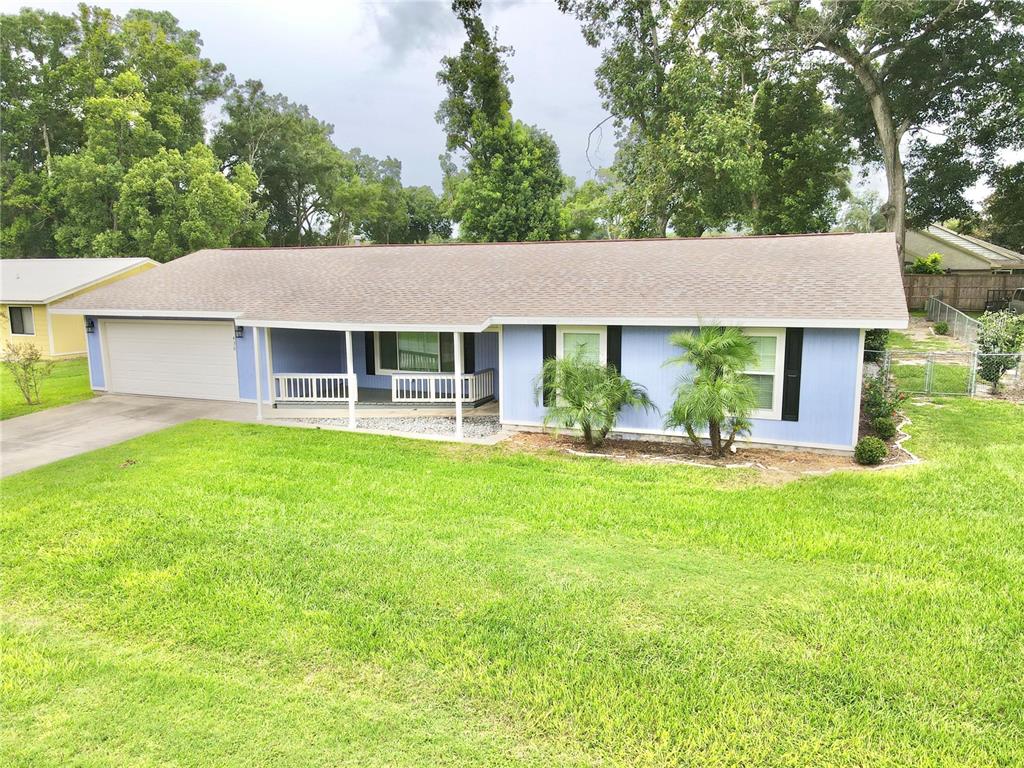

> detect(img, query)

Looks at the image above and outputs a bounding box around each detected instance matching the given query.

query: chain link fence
[867,349,1023,397]
[925,296,981,345]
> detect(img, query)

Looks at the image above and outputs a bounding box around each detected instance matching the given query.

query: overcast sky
[5,0,616,191]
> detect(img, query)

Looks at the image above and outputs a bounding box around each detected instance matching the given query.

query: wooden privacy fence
[903,273,1024,311]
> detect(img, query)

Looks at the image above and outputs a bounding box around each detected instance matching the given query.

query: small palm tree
[535,354,654,448]
[664,326,757,458]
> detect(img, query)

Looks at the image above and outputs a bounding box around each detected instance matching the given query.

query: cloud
[371,2,462,62]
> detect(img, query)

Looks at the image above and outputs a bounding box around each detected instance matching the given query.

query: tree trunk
[824,44,908,264]
[709,420,722,457]
[41,123,53,178]
[582,423,594,447]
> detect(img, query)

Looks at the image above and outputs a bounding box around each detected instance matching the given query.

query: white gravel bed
[298,415,502,439]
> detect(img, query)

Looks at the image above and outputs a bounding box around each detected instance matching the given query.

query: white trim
[497,325,504,424]
[48,307,240,319]
[487,316,909,331]
[454,330,463,438]
[500,419,855,453]
[266,328,276,406]
[373,330,454,375]
[46,306,55,355]
[741,327,786,421]
[49,311,909,332]
[556,325,607,364]
[851,328,866,445]
[253,327,263,420]
[344,329,356,429]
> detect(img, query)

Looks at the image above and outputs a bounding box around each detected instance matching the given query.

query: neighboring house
[906,224,1024,273]
[53,233,908,453]
[1,258,156,358]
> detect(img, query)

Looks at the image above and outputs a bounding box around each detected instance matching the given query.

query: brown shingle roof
[53,233,909,330]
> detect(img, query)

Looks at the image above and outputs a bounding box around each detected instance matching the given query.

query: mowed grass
[2,400,1023,767]
[892,361,972,394]
[0,357,92,419]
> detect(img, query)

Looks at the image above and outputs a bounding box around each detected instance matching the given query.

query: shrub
[663,326,757,458]
[863,370,907,420]
[534,353,654,447]
[976,310,1024,391]
[855,436,887,465]
[2,341,55,405]
[933,321,949,335]
[908,252,944,274]
[864,328,890,362]
[872,416,897,441]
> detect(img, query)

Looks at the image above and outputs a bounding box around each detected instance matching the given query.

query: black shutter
[462,333,476,374]
[364,331,375,375]
[607,326,622,372]
[379,332,398,370]
[781,328,803,422]
[542,324,556,406]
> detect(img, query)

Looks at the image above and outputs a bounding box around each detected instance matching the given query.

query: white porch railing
[391,368,495,403]
[273,373,355,402]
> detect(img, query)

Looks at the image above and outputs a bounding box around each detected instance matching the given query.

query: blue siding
[352,331,392,392]
[269,328,346,373]
[475,331,499,374]
[501,324,862,449]
[235,326,270,402]
[86,316,104,389]
[501,325,546,423]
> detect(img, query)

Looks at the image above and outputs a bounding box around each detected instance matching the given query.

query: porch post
[345,330,356,429]
[252,327,263,420]
[454,330,464,439]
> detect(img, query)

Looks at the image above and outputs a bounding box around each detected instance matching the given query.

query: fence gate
[882,350,977,397]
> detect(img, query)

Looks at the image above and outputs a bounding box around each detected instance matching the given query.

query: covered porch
[243,326,500,431]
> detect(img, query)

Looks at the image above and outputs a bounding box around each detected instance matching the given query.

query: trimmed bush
[872,416,897,441]
[864,328,889,362]
[933,321,949,335]
[855,436,887,465]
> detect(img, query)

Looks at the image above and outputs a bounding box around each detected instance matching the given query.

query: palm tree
[664,326,758,458]
[535,354,654,448]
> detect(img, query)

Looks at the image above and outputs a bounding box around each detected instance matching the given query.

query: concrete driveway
[1,394,257,478]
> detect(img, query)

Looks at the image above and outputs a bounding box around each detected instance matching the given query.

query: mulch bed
[505,431,865,480]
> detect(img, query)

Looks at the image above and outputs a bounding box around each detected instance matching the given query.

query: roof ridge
[214,231,872,252]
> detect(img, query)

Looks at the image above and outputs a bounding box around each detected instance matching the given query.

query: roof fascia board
[38,259,160,304]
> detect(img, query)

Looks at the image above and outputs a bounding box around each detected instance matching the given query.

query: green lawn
[0,357,93,419]
[892,361,972,394]
[3,400,1024,766]
[888,330,960,352]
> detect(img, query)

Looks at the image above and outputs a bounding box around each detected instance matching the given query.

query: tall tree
[752,75,850,234]
[437,1,565,241]
[773,0,1024,256]
[983,162,1024,253]
[1,6,227,257]
[213,80,345,245]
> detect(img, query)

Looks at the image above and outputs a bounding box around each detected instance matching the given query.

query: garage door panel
[104,321,238,401]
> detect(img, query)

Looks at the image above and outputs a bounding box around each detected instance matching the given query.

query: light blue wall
[501,324,863,449]
[501,325,547,423]
[235,326,270,401]
[270,328,345,374]
[86,316,104,389]
[476,331,499,373]
[352,331,391,392]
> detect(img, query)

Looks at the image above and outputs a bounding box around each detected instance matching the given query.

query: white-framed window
[556,325,606,365]
[375,331,455,373]
[8,306,35,336]
[742,327,786,420]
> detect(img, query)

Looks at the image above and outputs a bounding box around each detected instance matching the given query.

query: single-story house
[52,233,908,452]
[906,225,1024,274]
[1,258,156,358]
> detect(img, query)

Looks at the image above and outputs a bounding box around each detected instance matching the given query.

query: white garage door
[103,320,239,401]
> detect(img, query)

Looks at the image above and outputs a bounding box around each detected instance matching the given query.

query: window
[8,306,34,336]
[556,325,606,364]
[742,328,785,419]
[376,332,454,373]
